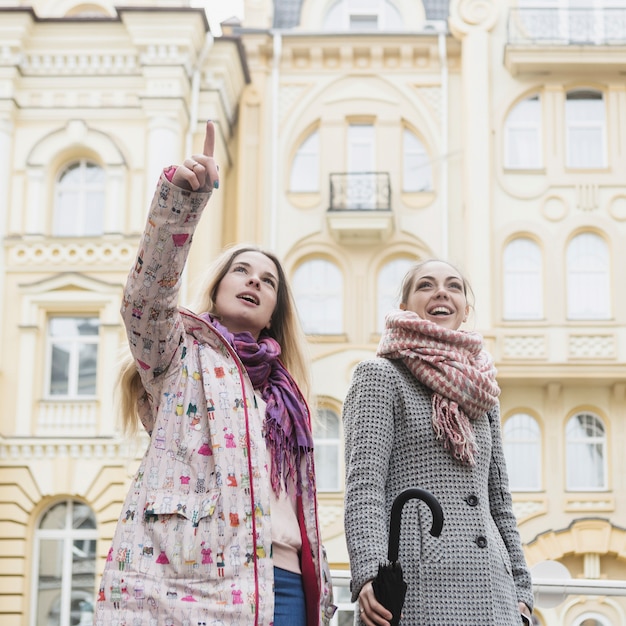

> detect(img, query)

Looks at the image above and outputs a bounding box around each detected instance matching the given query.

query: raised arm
[121,121,220,398]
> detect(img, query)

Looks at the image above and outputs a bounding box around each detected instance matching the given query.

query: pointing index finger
[203,120,215,157]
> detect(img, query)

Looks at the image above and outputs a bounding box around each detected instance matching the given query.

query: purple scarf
[201,314,314,496]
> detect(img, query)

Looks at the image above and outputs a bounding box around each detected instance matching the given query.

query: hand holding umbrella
[370,488,444,626]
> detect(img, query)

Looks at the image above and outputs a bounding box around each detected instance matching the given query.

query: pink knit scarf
[377,310,500,465]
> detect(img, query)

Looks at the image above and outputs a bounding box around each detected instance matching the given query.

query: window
[504,96,542,169]
[313,407,341,491]
[293,260,343,334]
[377,257,414,332]
[566,233,610,320]
[47,317,99,398]
[323,0,404,31]
[53,160,105,236]
[403,130,432,191]
[290,131,320,192]
[565,90,606,169]
[32,500,98,626]
[503,238,543,320]
[566,412,607,490]
[503,413,541,491]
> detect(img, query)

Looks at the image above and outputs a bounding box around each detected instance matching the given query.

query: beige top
[257,395,302,574]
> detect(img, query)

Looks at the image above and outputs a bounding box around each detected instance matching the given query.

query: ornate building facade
[1,1,625,625]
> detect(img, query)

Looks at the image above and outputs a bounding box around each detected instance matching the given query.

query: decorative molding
[568,334,615,360]
[8,241,135,268]
[503,335,547,359]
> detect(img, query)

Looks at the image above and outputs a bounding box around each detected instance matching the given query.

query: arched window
[503,413,541,491]
[503,238,543,320]
[313,407,341,491]
[566,233,610,320]
[290,130,319,192]
[323,0,404,31]
[53,160,105,236]
[377,257,414,332]
[32,500,98,626]
[403,129,432,192]
[573,612,613,626]
[504,95,542,169]
[293,259,343,334]
[566,412,607,491]
[566,90,606,169]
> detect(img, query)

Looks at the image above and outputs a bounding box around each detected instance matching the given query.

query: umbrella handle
[388,487,444,562]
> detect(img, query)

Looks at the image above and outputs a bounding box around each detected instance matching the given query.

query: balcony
[326,172,393,244]
[505,8,626,76]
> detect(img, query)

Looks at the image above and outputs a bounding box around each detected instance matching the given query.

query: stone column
[449,0,499,329]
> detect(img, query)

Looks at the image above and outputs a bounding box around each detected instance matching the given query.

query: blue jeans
[274,566,306,626]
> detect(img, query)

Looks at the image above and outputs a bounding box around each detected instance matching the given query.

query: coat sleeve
[120,174,213,402]
[487,405,534,612]
[343,358,397,602]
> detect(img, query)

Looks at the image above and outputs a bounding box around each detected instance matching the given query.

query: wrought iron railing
[508,8,626,45]
[328,172,391,211]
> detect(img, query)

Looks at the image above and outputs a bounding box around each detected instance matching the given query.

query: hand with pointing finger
[172,120,220,192]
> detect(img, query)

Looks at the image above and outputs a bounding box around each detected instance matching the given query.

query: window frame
[502,412,542,492]
[45,315,100,400]
[503,95,543,170]
[293,259,344,335]
[503,238,544,321]
[30,499,98,626]
[53,158,106,237]
[565,90,607,170]
[565,412,608,491]
[313,406,342,492]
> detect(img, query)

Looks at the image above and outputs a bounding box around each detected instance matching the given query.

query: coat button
[466,494,479,506]
[475,536,487,548]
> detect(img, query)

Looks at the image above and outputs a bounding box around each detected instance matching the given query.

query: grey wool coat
[343,358,533,625]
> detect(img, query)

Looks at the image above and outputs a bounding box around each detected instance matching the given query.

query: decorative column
[449,0,499,329]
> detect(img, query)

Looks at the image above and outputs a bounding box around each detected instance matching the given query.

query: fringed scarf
[201,314,314,496]
[377,310,500,465]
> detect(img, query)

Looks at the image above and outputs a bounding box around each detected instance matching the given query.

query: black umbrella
[371,487,444,626]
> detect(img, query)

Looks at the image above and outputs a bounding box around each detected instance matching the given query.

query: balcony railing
[508,8,626,45]
[328,172,391,211]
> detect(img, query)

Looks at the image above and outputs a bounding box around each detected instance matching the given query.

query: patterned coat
[95,175,333,625]
[343,358,533,625]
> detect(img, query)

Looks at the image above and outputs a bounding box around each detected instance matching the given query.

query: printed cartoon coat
[95,174,334,626]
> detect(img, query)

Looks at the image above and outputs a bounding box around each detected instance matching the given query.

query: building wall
[1,1,625,625]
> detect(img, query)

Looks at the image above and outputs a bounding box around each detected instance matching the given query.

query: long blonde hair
[117,243,311,434]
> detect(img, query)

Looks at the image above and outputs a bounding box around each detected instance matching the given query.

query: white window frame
[565,90,606,169]
[290,130,320,192]
[313,407,342,492]
[503,413,542,491]
[30,499,98,626]
[566,233,610,320]
[46,316,100,399]
[504,95,543,170]
[566,412,607,491]
[377,257,414,332]
[503,238,544,320]
[53,159,105,237]
[293,259,343,334]
[402,129,432,191]
[323,0,404,31]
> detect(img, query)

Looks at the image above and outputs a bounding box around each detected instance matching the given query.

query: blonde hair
[117,243,311,434]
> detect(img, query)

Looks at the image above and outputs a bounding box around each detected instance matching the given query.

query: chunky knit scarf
[201,314,314,496]
[377,310,500,465]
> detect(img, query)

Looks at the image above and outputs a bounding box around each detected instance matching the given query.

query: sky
[193,0,245,36]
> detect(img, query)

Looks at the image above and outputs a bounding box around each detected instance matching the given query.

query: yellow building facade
[1,1,625,625]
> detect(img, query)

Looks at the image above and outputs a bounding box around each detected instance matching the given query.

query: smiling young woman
[343,259,533,626]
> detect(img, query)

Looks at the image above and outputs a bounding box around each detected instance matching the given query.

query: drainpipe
[269,31,282,250]
[186,32,214,157]
[182,31,213,305]
[437,24,449,259]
